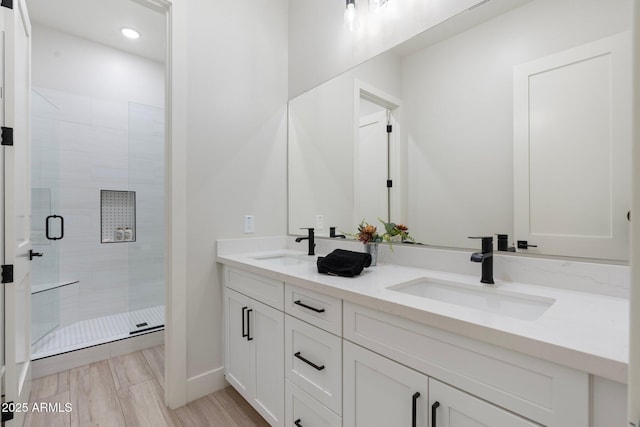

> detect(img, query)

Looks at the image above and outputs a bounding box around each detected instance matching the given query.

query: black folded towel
[316,249,372,277]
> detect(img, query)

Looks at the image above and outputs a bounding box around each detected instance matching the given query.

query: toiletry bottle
[124,227,133,241]
[115,228,125,241]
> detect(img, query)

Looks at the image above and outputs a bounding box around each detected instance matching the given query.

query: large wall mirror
[288,0,633,262]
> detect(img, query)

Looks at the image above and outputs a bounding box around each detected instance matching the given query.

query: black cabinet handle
[294,419,303,427]
[431,401,440,427]
[246,309,253,341]
[294,300,325,313]
[45,215,64,240]
[29,250,43,261]
[241,306,248,338]
[294,351,325,371]
[412,392,420,427]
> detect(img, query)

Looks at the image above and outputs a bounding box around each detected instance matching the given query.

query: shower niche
[101,190,136,243]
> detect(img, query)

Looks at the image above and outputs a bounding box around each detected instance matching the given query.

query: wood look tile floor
[25,345,270,427]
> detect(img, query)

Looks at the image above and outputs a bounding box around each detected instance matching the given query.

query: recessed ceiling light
[121,28,140,40]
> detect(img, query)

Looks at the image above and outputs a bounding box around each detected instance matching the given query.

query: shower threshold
[32,305,164,360]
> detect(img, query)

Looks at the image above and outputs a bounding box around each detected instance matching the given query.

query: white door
[252,298,284,427]
[224,288,253,401]
[2,0,32,425]
[513,32,632,260]
[344,341,429,427]
[356,110,389,223]
[429,379,537,427]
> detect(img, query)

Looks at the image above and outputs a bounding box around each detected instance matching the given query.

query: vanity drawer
[225,267,284,310]
[285,380,341,427]
[285,283,342,335]
[343,302,588,426]
[285,315,342,415]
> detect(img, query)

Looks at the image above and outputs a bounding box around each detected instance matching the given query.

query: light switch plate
[243,215,255,233]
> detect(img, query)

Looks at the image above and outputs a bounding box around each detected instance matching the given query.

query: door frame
[353,79,403,226]
[132,0,188,409]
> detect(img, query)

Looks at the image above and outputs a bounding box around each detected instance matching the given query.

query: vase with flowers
[352,219,415,265]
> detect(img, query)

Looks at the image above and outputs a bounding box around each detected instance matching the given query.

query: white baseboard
[186,366,227,403]
[32,330,164,379]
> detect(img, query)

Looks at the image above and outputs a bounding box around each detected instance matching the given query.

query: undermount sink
[388,278,555,321]
[251,253,314,266]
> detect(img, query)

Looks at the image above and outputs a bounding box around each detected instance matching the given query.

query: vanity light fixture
[344,0,358,32]
[121,27,140,40]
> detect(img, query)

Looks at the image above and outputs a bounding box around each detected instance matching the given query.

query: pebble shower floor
[31,305,164,359]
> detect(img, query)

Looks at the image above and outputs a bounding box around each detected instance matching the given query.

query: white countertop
[217,247,629,383]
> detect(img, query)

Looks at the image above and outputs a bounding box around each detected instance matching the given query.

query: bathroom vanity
[217,237,628,427]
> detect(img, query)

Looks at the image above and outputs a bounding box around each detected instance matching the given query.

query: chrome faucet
[468,236,494,285]
[295,228,315,256]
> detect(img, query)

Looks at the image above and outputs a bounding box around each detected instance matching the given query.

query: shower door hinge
[1,126,13,146]
[1,402,13,422]
[1,264,13,283]
[1,0,13,10]
[386,124,392,133]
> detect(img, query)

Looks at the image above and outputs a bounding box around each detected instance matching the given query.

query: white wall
[181,0,288,400]
[288,0,507,98]
[403,0,633,249]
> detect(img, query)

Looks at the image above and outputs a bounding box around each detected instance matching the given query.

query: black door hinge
[1,264,13,283]
[1,127,13,146]
[386,125,392,133]
[1,0,13,10]
[386,180,393,188]
[1,401,14,422]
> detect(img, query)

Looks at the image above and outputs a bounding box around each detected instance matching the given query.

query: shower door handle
[46,215,64,240]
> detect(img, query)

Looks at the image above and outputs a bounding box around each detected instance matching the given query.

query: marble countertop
[217,247,629,383]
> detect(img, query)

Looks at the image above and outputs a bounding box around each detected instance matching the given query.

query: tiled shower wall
[34,87,164,328]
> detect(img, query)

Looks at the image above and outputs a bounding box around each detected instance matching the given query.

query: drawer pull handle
[431,401,440,427]
[412,392,420,427]
[241,306,248,338]
[247,309,253,341]
[294,300,325,313]
[294,351,325,371]
[294,419,303,427]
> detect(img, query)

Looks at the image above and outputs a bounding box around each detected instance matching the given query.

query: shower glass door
[30,90,61,346]
[127,102,165,334]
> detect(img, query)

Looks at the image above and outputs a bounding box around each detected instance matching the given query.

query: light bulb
[344,1,357,32]
[121,28,140,40]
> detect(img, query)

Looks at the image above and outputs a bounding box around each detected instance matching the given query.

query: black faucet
[329,227,346,239]
[496,234,516,252]
[468,236,494,285]
[295,228,315,256]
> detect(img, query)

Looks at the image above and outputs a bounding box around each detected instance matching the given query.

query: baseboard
[186,366,227,403]
[32,330,164,379]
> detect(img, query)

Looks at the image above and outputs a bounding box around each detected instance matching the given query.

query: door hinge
[0,0,13,10]
[386,124,392,133]
[1,264,13,283]
[1,401,14,422]
[1,127,13,146]
[387,180,393,188]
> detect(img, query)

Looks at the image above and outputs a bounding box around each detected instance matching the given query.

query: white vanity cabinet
[343,341,429,427]
[224,268,285,427]
[284,284,343,427]
[428,379,537,427]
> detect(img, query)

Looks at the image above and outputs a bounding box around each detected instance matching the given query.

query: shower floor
[32,305,164,360]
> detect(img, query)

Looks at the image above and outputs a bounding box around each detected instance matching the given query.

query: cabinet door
[344,341,429,427]
[225,288,254,401]
[252,298,285,427]
[429,379,537,427]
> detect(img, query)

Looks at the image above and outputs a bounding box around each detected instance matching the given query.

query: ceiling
[27,0,166,63]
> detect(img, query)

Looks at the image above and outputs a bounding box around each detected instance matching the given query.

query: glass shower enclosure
[30,89,165,359]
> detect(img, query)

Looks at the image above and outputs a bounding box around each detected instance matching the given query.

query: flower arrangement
[353,218,415,245]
